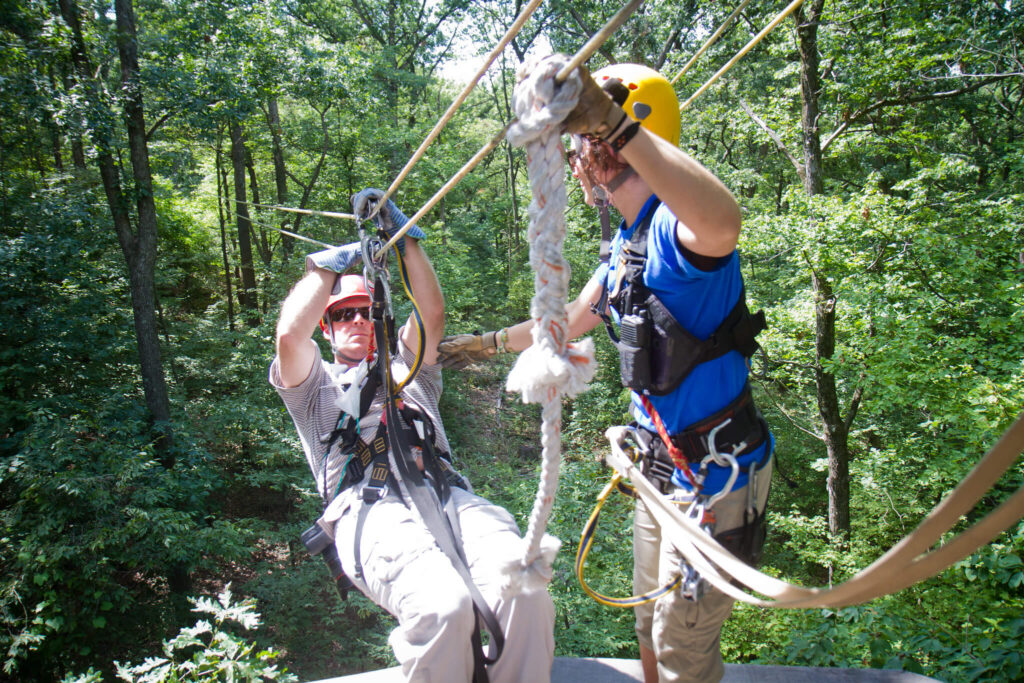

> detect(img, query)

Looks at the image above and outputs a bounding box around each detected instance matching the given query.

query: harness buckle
[362,461,390,503]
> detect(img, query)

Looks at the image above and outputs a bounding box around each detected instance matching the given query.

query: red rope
[640,395,700,490]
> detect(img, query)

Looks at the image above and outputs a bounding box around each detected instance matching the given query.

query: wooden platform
[311,657,939,682]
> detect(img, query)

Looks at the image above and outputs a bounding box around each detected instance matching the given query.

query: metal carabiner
[677,497,713,602]
[679,561,707,601]
[358,220,385,277]
[700,418,743,510]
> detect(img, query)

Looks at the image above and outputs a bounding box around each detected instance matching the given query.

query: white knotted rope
[500,55,598,595]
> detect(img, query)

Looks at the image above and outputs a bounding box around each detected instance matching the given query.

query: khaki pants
[633,457,772,683]
[330,486,555,683]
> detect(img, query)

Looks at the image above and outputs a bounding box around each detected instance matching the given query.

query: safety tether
[601,413,1024,608]
[501,54,599,592]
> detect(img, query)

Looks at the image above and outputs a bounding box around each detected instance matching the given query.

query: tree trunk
[797,1,825,197]
[60,72,87,169]
[114,0,173,464]
[797,0,851,538]
[49,127,63,173]
[0,124,7,223]
[244,150,272,266]
[230,121,259,325]
[59,0,173,465]
[811,267,850,535]
[215,136,236,332]
[47,68,64,173]
[267,97,292,258]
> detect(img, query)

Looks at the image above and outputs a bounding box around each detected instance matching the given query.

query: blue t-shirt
[596,195,770,494]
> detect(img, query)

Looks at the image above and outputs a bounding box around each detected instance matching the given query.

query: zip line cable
[381,0,645,253]
[553,0,645,83]
[669,0,752,85]
[231,198,340,247]
[242,199,356,221]
[365,0,546,223]
[680,0,805,111]
[230,0,800,246]
[244,214,333,249]
[234,0,792,251]
[380,121,515,251]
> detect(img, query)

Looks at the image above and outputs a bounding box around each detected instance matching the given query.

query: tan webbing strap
[604,412,1024,608]
[835,484,1024,606]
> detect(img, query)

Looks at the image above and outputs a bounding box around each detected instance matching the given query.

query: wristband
[496,328,509,353]
[607,119,641,152]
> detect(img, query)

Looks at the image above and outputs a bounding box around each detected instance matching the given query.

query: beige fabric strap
[604,411,1024,608]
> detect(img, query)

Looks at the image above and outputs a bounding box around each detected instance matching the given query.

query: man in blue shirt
[440,64,773,682]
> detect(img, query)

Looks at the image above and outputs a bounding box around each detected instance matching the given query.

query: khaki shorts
[633,456,772,683]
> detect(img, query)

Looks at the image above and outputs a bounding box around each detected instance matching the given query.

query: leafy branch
[821,76,1012,153]
[110,585,296,683]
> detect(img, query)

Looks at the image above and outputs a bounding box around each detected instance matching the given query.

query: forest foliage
[1,0,1022,681]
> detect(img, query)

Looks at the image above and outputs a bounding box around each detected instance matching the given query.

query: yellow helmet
[593,64,680,147]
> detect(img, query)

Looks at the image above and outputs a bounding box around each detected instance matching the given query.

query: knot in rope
[498,55,597,593]
[505,53,595,401]
[507,55,582,148]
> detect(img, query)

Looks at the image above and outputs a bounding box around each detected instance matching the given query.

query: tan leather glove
[436,331,502,369]
[563,65,628,139]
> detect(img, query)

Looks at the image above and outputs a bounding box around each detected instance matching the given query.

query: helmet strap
[605,166,636,194]
[597,201,612,264]
[333,348,365,366]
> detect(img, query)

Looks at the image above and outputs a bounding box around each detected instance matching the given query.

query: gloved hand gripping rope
[502,54,598,594]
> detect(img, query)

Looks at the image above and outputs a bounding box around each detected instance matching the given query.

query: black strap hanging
[371,299,504,680]
[356,237,504,681]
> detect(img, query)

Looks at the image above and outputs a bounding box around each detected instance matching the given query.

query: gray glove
[305,241,361,274]
[437,330,503,369]
[351,188,426,254]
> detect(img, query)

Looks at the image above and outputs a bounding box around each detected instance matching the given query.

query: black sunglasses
[329,306,370,323]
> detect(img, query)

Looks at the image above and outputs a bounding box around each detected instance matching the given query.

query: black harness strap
[667,384,766,463]
[381,374,505,681]
[593,199,766,396]
[352,427,393,580]
[363,268,503,681]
